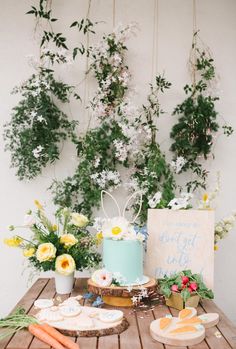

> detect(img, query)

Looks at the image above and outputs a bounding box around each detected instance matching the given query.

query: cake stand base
[87,277,157,307]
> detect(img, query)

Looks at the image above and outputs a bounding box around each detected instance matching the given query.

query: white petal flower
[92,269,113,287]
[102,216,129,240]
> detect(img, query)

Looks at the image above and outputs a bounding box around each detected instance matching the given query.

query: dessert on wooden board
[150,306,219,346]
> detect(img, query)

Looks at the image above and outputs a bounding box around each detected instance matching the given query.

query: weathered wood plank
[77,337,98,349]
[0,279,49,349]
[201,300,236,349]
[97,334,119,349]
[136,310,164,349]
[119,308,142,349]
[7,278,54,349]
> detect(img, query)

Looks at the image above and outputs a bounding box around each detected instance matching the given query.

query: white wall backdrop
[1,0,236,324]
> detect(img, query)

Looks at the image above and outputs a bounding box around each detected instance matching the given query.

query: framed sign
[145,209,215,289]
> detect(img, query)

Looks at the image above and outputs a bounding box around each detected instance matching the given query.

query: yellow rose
[70,213,89,227]
[55,254,76,275]
[36,243,56,262]
[60,234,78,247]
[4,236,23,247]
[23,247,35,257]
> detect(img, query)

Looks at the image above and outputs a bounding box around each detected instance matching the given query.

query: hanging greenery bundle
[51,24,175,223]
[4,68,77,180]
[170,32,233,191]
[3,0,78,180]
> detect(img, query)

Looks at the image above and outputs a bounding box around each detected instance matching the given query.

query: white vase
[54,271,75,294]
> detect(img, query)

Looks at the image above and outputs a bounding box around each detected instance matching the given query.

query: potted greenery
[159,270,214,310]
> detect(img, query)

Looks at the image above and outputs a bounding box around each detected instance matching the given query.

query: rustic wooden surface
[87,277,157,297]
[1,278,236,349]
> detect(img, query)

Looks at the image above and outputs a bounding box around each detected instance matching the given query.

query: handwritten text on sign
[145,209,215,289]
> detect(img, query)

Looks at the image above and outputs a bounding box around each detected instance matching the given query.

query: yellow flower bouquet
[4,201,101,276]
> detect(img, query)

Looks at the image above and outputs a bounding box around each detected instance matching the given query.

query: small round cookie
[99,310,123,323]
[34,299,54,309]
[37,309,64,322]
[60,305,82,317]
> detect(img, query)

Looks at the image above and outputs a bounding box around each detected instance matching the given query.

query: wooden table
[1,278,236,349]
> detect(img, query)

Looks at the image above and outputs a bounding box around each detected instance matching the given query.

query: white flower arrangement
[214,211,236,247]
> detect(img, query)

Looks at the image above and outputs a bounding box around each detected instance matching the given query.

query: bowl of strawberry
[158,270,214,310]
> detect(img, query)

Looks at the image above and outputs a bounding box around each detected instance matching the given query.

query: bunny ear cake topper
[92,190,149,288]
[101,190,143,223]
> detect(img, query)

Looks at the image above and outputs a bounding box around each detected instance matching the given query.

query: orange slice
[160,317,172,330]
[170,326,198,335]
[178,308,192,320]
[177,316,202,325]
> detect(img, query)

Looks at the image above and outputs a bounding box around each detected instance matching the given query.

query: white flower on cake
[102,216,129,240]
[92,269,113,287]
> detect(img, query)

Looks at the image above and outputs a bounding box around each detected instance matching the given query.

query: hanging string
[192,0,197,86]
[151,0,158,83]
[84,0,92,131]
[113,0,116,29]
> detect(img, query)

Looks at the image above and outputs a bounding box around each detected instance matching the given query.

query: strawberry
[189,282,198,291]
[188,287,193,293]
[181,276,189,285]
[181,284,187,289]
[171,284,179,292]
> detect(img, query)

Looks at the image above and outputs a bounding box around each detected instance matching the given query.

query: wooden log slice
[87,277,157,298]
[58,317,129,337]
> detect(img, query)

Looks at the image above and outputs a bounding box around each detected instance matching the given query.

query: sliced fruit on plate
[160,317,172,330]
[170,325,198,335]
[177,316,202,325]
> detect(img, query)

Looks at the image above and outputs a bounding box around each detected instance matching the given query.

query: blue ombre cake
[103,238,144,285]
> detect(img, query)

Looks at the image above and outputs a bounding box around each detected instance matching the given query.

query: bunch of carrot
[0,308,79,349]
[28,323,80,349]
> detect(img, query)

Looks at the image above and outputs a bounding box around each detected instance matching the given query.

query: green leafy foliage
[51,25,175,223]
[51,119,125,217]
[4,69,77,180]
[170,33,233,191]
[159,269,214,303]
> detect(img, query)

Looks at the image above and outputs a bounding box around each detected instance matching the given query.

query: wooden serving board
[87,278,157,307]
[150,317,205,346]
[36,306,129,337]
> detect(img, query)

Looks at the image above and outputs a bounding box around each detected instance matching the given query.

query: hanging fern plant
[170,32,233,191]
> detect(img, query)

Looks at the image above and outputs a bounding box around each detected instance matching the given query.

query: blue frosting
[103,238,143,285]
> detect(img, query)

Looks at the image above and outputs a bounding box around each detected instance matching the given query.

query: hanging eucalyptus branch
[170,32,233,191]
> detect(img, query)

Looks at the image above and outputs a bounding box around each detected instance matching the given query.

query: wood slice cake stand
[87,278,157,307]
